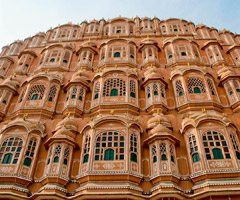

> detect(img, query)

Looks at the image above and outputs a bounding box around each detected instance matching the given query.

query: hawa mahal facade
[0,17,240,200]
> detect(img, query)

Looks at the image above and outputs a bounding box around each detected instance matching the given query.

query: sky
[0,0,239,50]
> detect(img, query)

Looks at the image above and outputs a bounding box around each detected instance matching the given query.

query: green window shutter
[147,93,151,98]
[23,158,32,166]
[79,96,82,101]
[63,158,68,165]
[161,154,167,161]
[193,87,201,94]
[110,89,118,96]
[71,94,76,99]
[154,91,158,96]
[48,97,53,102]
[2,153,13,164]
[114,52,120,57]
[171,155,175,162]
[53,156,59,163]
[31,94,39,100]
[130,153,137,162]
[130,92,135,98]
[94,93,99,99]
[104,149,114,160]
[192,153,200,163]
[83,154,89,163]
[236,151,240,160]
[179,91,183,97]
[153,156,157,163]
[213,148,224,159]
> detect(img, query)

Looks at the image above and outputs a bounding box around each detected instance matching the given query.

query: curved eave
[44,136,79,149]
[226,45,240,53]
[201,40,223,50]
[63,80,90,92]
[76,46,98,55]
[138,42,161,52]
[142,77,168,89]
[218,75,240,87]
[143,132,180,146]
[18,50,37,58]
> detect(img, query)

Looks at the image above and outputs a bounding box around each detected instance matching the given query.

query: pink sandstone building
[0,16,240,200]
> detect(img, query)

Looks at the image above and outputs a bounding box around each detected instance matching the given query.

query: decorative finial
[158,118,161,124]
[67,113,71,118]
[115,64,118,69]
[45,69,50,73]
[222,63,225,67]
[110,110,114,115]
[202,108,206,113]
[157,109,160,115]
[187,63,190,66]
[117,35,120,38]
[23,114,28,121]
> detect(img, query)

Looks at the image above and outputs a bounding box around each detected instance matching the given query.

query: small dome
[149,124,172,135]
[144,66,161,80]
[1,76,19,90]
[147,114,170,129]
[70,69,90,84]
[217,66,234,80]
[53,126,76,139]
[55,117,78,132]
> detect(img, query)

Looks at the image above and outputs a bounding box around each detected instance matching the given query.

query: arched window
[31,94,39,100]
[160,85,165,98]
[114,52,120,58]
[71,87,77,99]
[192,153,200,163]
[189,134,200,163]
[45,50,61,64]
[130,133,137,162]
[27,85,46,101]
[19,87,27,103]
[147,86,151,98]
[103,78,126,97]
[153,84,159,96]
[23,138,37,167]
[94,82,100,99]
[47,147,52,165]
[79,88,84,101]
[175,80,184,97]
[53,145,62,163]
[212,148,224,159]
[187,78,206,94]
[159,143,167,161]
[181,52,187,56]
[95,131,124,161]
[0,137,23,164]
[193,87,201,93]
[62,51,71,64]
[230,133,240,160]
[207,78,216,95]
[152,145,157,163]
[170,144,175,162]
[83,135,91,163]
[203,131,231,160]
[104,149,114,160]
[130,80,136,98]
[110,89,118,96]
[48,85,57,102]
[63,147,70,165]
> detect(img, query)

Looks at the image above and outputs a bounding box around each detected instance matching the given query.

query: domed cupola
[142,66,168,114]
[144,112,180,191]
[63,69,91,117]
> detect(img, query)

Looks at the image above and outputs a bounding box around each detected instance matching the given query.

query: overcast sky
[0,0,239,50]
